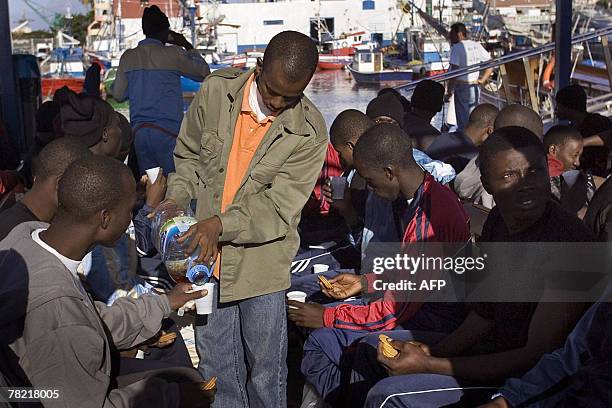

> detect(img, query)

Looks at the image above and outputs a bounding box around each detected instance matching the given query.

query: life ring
[542,54,555,91]
[341,41,349,48]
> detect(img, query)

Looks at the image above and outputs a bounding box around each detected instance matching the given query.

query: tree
[68,11,94,45]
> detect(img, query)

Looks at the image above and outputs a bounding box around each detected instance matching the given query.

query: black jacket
[584,177,612,242]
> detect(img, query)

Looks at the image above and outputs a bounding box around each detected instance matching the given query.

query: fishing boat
[317,54,351,70]
[347,51,414,85]
[221,51,264,70]
[40,32,86,99]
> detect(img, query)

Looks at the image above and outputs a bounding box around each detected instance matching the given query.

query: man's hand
[166,282,208,310]
[167,30,193,50]
[323,180,354,217]
[177,216,223,263]
[178,382,215,408]
[477,396,510,408]
[287,302,325,328]
[322,273,363,300]
[144,170,168,209]
[322,182,334,205]
[377,340,433,376]
[148,330,177,349]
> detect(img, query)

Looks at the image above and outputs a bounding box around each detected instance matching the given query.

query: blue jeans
[454,84,480,131]
[302,324,458,406]
[359,331,496,408]
[133,126,176,176]
[195,281,288,408]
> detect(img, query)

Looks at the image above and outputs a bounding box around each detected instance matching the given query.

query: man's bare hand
[167,30,193,50]
[377,340,433,376]
[143,170,168,209]
[166,282,208,310]
[321,273,363,299]
[177,216,223,263]
[287,301,325,328]
[323,179,354,217]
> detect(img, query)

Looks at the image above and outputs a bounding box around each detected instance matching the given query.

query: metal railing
[395,26,612,91]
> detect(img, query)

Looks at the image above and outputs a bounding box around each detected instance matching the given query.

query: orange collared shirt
[213,74,275,278]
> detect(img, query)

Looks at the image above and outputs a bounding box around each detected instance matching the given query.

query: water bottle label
[187,263,213,284]
[174,217,196,233]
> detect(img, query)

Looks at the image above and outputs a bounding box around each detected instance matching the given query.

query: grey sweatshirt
[0,222,179,407]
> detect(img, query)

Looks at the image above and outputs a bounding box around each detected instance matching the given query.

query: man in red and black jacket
[288,124,470,404]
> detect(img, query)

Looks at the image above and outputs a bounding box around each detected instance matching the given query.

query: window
[263,20,284,25]
[362,0,375,10]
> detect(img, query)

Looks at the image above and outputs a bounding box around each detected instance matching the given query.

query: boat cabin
[352,51,383,73]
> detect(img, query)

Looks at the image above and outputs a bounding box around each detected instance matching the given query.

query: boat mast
[316,0,322,51]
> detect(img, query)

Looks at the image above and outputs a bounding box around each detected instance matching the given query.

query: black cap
[556,84,587,113]
[366,94,406,127]
[142,5,170,37]
[411,80,444,114]
[60,92,115,147]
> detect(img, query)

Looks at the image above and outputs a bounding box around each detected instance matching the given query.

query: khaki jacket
[0,222,177,408]
[167,68,328,302]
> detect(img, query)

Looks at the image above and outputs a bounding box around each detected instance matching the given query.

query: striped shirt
[322,173,470,331]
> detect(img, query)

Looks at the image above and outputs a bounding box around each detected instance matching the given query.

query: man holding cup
[166,31,327,407]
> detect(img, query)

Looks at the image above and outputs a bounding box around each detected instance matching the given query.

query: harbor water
[114,69,448,131]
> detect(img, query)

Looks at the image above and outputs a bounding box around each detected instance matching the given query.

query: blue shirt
[113,38,210,134]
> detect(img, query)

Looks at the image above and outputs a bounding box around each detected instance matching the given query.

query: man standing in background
[113,5,210,175]
[445,23,493,131]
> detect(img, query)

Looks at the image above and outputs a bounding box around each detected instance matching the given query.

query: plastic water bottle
[152,202,214,285]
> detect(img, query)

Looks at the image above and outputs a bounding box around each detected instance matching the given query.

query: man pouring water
[165,31,327,408]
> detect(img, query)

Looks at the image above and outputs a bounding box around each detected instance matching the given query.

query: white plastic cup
[146,167,162,184]
[192,282,215,315]
[313,264,330,274]
[330,176,347,200]
[286,291,307,309]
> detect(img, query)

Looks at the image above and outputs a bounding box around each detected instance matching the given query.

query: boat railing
[395,26,612,92]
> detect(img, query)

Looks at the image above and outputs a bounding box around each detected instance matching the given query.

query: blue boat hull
[347,65,414,85]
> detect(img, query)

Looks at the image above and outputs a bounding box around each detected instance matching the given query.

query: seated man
[403,80,445,151]
[367,94,406,127]
[61,91,123,158]
[289,110,375,297]
[365,97,456,184]
[556,84,612,176]
[293,108,455,297]
[289,124,470,404]
[454,104,543,209]
[544,125,605,217]
[0,156,213,407]
[359,126,593,408]
[0,138,92,240]
[427,103,499,173]
[584,176,612,242]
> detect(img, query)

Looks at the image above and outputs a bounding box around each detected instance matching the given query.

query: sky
[9,0,90,31]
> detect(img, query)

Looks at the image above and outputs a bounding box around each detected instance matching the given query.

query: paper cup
[286,291,307,309]
[146,167,161,184]
[313,264,329,274]
[192,283,215,315]
[330,176,347,200]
